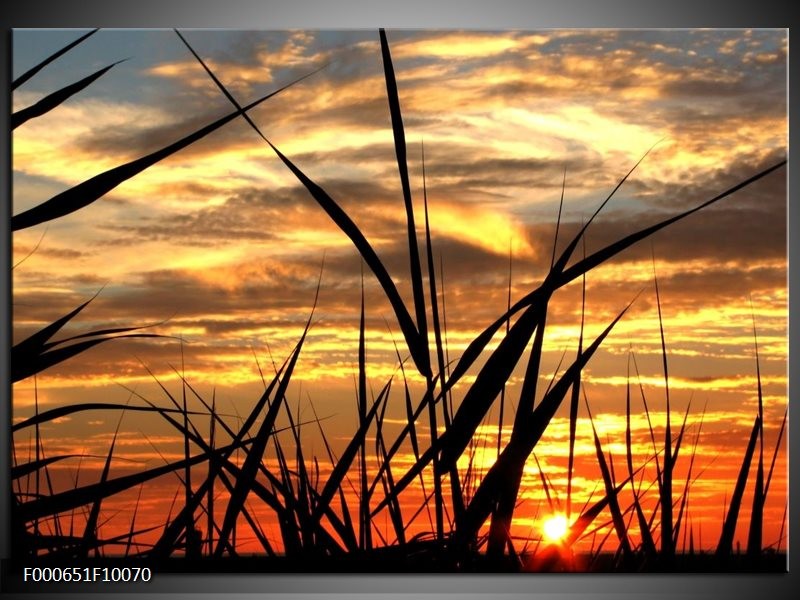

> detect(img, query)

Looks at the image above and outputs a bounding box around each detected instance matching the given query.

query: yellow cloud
[426,200,535,258]
[393,33,526,60]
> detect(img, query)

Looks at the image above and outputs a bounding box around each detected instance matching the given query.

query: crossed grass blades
[10,29,787,571]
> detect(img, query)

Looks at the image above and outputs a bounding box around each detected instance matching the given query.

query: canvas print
[10,28,787,573]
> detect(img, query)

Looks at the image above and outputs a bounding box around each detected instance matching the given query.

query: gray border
[0,0,795,28]
[1,1,795,598]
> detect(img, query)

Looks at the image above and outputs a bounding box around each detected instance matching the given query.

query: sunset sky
[11,29,787,558]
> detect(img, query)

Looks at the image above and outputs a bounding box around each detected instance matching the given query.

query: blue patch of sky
[14,27,785,88]
[14,30,184,102]
[13,29,384,107]
[11,171,72,215]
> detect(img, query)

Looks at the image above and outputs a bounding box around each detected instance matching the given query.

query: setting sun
[543,514,569,542]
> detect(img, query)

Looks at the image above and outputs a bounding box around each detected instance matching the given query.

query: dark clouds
[641,148,787,210]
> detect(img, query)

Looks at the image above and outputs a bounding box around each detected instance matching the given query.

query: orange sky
[11,29,788,561]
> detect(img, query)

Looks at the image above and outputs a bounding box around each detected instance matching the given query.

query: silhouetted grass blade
[308,401,359,551]
[566,480,627,547]
[625,352,657,559]
[39,316,172,351]
[498,241,513,458]
[12,60,127,129]
[422,144,447,420]
[137,356,297,557]
[12,299,172,383]
[449,159,786,392]
[487,296,549,555]
[173,29,273,145]
[716,414,761,558]
[439,144,642,401]
[213,283,320,557]
[380,29,430,368]
[12,402,203,433]
[455,151,653,434]
[560,160,786,285]
[12,28,99,90]
[438,303,543,473]
[11,226,48,270]
[141,374,318,557]
[567,267,586,519]
[313,380,390,525]
[283,402,316,552]
[12,69,316,231]
[13,333,165,383]
[17,436,256,523]
[453,296,635,539]
[764,406,787,498]
[267,141,430,378]
[207,393,217,555]
[370,443,438,519]
[673,403,704,551]
[375,395,406,545]
[125,484,145,557]
[11,455,82,480]
[357,271,372,550]
[11,290,102,360]
[747,315,765,558]
[421,143,464,523]
[81,411,124,557]
[652,262,674,558]
[585,394,633,563]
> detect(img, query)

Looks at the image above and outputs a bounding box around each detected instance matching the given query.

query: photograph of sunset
[10,28,787,572]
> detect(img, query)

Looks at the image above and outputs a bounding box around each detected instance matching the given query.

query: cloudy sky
[11,29,787,556]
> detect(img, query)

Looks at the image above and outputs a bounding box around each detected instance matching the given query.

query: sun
[542,514,569,542]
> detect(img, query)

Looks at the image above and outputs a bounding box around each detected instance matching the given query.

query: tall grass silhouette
[9,28,787,571]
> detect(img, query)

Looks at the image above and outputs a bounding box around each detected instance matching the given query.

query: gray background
[1,1,795,598]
